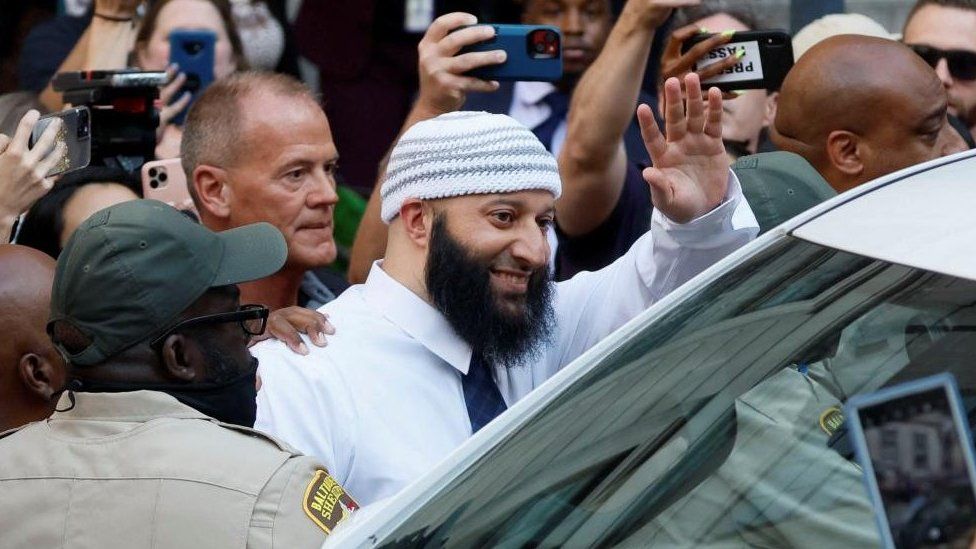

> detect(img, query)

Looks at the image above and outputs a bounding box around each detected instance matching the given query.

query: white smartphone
[141,158,196,216]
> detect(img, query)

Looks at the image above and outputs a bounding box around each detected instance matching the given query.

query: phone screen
[858,386,976,547]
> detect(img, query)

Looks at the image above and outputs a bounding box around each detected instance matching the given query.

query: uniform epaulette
[207,419,303,456]
[0,424,30,441]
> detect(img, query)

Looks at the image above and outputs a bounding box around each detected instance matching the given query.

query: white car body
[327,150,976,548]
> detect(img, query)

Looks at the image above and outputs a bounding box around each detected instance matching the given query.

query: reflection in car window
[381,238,976,548]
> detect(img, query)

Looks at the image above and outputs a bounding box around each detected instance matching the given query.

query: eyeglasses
[150,304,269,348]
[909,44,976,81]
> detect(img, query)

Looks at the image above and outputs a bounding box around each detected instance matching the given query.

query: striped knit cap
[380,111,562,223]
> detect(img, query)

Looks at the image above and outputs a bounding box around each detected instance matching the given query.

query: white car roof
[791,149,976,281]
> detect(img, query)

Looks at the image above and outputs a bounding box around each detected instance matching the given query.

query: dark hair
[16,167,142,259]
[906,0,976,30]
[671,2,767,31]
[134,0,248,71]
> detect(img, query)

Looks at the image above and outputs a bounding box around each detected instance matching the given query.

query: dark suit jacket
[463,82,655,166]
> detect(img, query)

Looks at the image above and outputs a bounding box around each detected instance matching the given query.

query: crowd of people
[0,0,974,546]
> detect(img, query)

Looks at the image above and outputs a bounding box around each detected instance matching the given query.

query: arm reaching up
[39,0,141,111]
[557,0,700,237]
[0,111,65,241]
[348,12,505,283]
[551,71,757,369]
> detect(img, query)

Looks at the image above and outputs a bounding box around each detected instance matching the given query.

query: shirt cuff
[650,169,758,249]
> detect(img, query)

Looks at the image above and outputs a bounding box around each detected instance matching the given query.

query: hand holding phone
[415,13,506,115]
[0,110,67,223]
[680,29,794,92]
[168,29,216,125]
[29,106,92,178]
[662,24,742,97]
[458,24,562,82]
[157,68,193,135]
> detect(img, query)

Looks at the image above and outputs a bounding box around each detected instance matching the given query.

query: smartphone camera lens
[148,168,158,177]
[527,29,559,60]
[184,42,204,55]
[77,109,90,139]
[158,171,168,182]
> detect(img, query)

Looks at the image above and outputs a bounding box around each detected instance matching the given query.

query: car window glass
[380,238,976,548]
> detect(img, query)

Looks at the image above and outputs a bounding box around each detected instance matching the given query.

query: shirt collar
[52,390,209,422]
[514,80,558,107]
[299,270,337,310]
[362,261,473,374]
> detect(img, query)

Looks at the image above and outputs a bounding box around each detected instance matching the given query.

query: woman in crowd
[40,0,247,158]
[15,166,142,258]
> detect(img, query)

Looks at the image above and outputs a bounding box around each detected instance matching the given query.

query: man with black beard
[425,215,555,368]
[0,200,357,548]
[254,72,759,506]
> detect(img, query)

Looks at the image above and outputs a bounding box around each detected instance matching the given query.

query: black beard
[425,215,555,368]
[195,329,253,383]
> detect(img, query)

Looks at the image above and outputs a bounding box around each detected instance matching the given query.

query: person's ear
[400,199,434,249]
[825,130,864,178]
[193,165,233,219]
[159,334,203,382]
[18,353,66,401]
[764,92,779,127]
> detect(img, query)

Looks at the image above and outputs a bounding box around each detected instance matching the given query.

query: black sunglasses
[150,304,269,348]
[909,44,976,81]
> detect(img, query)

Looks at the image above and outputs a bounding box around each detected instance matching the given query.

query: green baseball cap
[733,151,837,234]
[49,199,287,366]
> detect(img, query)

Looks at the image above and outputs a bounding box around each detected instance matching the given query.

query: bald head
[773,35,950,192]
[0,245,64,431]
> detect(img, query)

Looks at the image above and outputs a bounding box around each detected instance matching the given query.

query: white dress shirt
[254,174,758,505]
[509,81,567,157]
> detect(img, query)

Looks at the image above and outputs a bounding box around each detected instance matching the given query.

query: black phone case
[681,30,794,91]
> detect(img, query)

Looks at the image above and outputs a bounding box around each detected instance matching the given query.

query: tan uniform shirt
[0,390,357,548]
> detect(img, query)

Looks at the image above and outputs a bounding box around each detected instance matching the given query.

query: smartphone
[28,106,91,178]
[845,373,976,549]
[141,158,196,214]
[681,30,793,92]
[51,70,169,91]
[458,24,562,82]
[168,29,216,125]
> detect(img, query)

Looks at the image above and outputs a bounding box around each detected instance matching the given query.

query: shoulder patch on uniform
[0,424,28,440]
[819,405,844,436]
[302,469,359,534]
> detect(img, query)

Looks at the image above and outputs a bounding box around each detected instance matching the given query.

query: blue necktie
[462,352,508,433]
[531,91,571,152]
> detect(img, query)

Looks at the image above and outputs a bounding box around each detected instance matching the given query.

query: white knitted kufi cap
[380,111,562,223]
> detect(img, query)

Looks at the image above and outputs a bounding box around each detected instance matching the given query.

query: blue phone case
[844,373,976,549]
[168,29,216,125]
[459,24,562,82]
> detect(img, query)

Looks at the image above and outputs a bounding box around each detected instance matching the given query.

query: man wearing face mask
[0,200,356,548]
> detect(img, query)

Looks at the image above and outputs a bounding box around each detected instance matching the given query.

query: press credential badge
[695,41,765,84]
